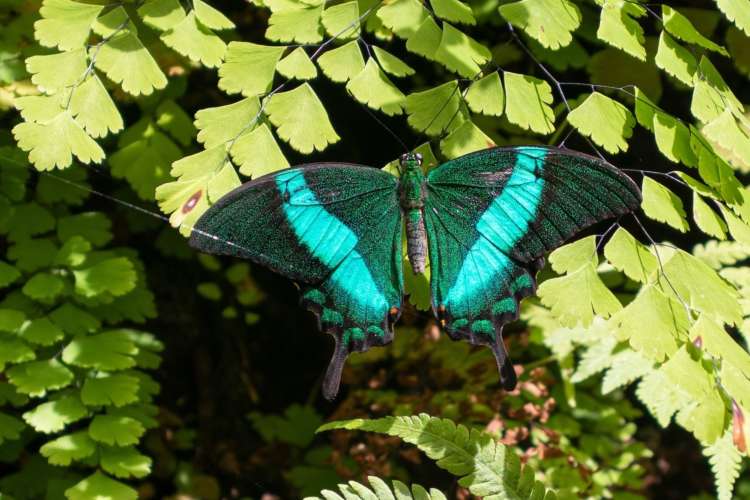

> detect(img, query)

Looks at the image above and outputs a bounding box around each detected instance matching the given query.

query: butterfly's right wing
[424,146,641,388]
[189,164,404,399]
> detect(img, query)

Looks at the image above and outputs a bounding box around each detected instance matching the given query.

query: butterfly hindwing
[424,146,641,388]
[189,164,404,399]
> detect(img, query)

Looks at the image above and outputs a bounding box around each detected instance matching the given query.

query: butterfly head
[399,152,423,173]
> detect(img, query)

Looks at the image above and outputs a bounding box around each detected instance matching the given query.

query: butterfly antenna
[347,86,409,154]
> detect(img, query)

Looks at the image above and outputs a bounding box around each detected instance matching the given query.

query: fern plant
[317,414,557,499]
[0,152,160,498]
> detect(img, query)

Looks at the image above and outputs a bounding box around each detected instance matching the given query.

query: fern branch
[318,414,556,500]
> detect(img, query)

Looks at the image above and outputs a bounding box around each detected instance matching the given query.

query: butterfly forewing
[190,164,404,399]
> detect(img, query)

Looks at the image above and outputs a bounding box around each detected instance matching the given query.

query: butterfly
[189,146,641,399]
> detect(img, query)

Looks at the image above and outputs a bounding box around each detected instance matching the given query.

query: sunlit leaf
[405,17,442,60]
[62,330,138,371]
[663,5,728,55]
[81,374,140,407]
[321,1,360,39]
[195,96,261,148]
[404,80,461,136]
[230,124,289,178]
[137,0,186,31]
[434,23,490,78]
[65,471,137,500]
[89,414,145,446]
[439,120,494,159]
[7,359,74,397]
[276,47,318,80]
[372,46,414,77]
[641,177,689,232]
[567,92,634,154]
[19,317,64,346]
[317,41,364,82]
[73,257,137,298]
[503,72,554,134]
[430,0,474,25]
[95,30,167,96]
[655,32,696,86]
[597,0,646,60]
[219,42,285,96]
[193,0,234,30]
[23,396,87,433]
[99,445,152,478]
[265,83,340,153]
[161,11,226,67]
[346,58,405,116]
[693,192,727,239]
[68,75,124,139]
[604,228,657,283]
[377,0,429,39]
[26,49,87,94]
[34,0,104,51]
[499,0,580,49]
[465,72,504,117]
[266,4,324,43]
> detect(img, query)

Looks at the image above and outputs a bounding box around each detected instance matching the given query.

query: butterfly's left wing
[189,164,403,399]
[424,146,641,389]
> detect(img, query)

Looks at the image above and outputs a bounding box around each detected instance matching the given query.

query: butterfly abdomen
[405,208,427,274]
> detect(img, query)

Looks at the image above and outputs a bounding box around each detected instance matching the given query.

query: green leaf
[702,110,750,167]
[566,92,634,154]
[155,147,241,234]
[23,395,87,433]
[55,235,90,269]
[82,374,140,407]
[49,304,100,337]
[219,42,285,96]
[145,104,185,146]
[68,74,124,139]
[265,83,340,153]
[195,96,261,148]
[405,80,461,136]
[641,177,689,232]
[100,445,152,479]
[603,227,657,283]
[58,212,113,247]
[317,41,364,82]
[318,414,555,499]
[89,414,145,446]
[499,0,580,49]
[601,349,654,394]
[662,5,728,55]
[597,0,646,60]
[276,47,318,80]
[7,359,74,397]
[13,111,105,170]
[266,4,324,43]
[538,263,621,327]
[26,49,87,93]
[250,404,322,447]
[663,346,725,444]
[40,431,96,466]
[612,285,686,361]
[137,0,186,31]
[0,309,26,333]
[430,0,474,25]
[655,32,696,86]
[62,330,138,371]
[161,11,226,68]
[376,0,429,39]
[693,193,727,239]
[405,17,442,60]
[717,0,750,36]
[35,0,104,51]
[65,472,137,500]
[308,476,447,500]
[637,368,689,427]
[372,46,415,77]
[346,58,405,116]
[0,413,24,445]
[465,72,504,117]
[439,120,494,159]
[660,250,742,326]
[503,72,554,134]
[690,57,743,124]
[434,23,491,78]
[73,257,137,298]
[22,273,65,302]
[704,427,743,500]
[0,337,35,371]
[321,1,360,39]
[3,203,55,242]
[0,261,21,288]
[230,124,289,178]
[634,89,697,166]
[588,47,662,101]
[36,165,91,206]
[19,318,64,346]
[95,30,167,96]
[193,0,234,30]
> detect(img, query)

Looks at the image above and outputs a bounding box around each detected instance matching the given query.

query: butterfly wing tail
[489,327,517,391]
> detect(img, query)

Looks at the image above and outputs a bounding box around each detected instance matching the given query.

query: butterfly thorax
[398,154,428,275]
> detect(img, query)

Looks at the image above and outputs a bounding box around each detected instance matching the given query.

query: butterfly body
[189,146,641,399]
[399,154,428,274]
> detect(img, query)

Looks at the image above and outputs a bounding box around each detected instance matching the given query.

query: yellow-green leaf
[346,58,405,116]
[566,91,634,154]
[499,0,580,49]
[641,176,689,232]
[503,72,554,134]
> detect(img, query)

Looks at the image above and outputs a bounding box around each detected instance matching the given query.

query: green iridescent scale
[190,146,641,399]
